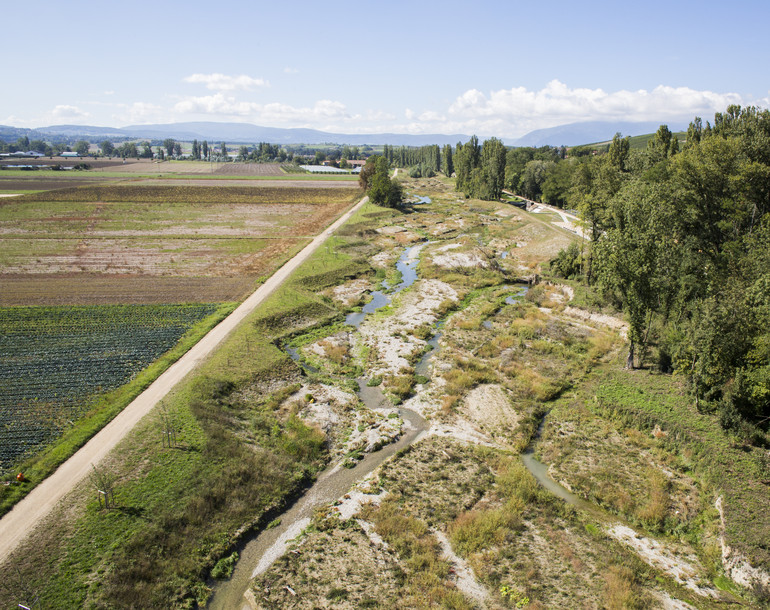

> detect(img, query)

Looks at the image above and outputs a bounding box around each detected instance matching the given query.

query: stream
[208,237,574,608]
[519,418,593,511]
[345,242,425,329]
[208,242,429,609]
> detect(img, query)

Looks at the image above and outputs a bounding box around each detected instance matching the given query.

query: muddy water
[208,381,427,609]
[414,321,444,379]
[520,450,588,508]
[208,243,431,609]
[520,418,603,518]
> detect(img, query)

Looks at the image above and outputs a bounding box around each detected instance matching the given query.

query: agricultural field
[0,184,362,303]
[0,303,225,472]
[0,176,363,516]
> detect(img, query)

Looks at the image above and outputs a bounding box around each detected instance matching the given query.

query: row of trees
[0,136,90,157]
[454,136,507,200]
[549,106,769,437]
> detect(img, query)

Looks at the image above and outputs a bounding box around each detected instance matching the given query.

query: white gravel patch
[437,243,462,252]
[334,488,388,520]
[432,251,489,269]
[434,529,489,603]
[370,251,393,268]
[607,524,718,598]
[357,279,458,378]
[428,419,497,448]
[251,517,311,578]
[716,495,770,591]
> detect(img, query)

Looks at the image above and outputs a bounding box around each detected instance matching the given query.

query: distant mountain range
[0,119,688,148]
[513,120,688,147]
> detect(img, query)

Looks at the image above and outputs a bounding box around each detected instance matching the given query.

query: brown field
[125,178,359,187]
[0,275,258,305]
[0,183,361,305]
[183,162,286,176]
[1,158,138,171]
[0,179,106,191]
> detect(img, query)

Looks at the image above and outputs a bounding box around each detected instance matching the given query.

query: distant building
[60,152,80,158]
[0,151,45,158]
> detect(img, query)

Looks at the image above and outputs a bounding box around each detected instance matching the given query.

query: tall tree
[163,138,176,157]
[608,132,630,171]
[75,140,90,156]
[442,144,454,177]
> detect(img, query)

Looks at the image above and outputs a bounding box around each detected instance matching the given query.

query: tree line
[548,105,770,441]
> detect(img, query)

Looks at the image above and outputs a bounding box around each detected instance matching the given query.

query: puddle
[414,321,445,379]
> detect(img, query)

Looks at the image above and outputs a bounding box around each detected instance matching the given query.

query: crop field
[0,176,361,513]
[18,184,361,204]
[0,303,222,474]
[0,184,361,303]
[181,162,286,176]
[0,275,255,306]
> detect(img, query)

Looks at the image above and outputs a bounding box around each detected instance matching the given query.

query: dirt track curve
[0,195,370,565]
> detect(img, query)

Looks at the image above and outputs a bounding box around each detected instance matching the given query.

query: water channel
[208,242,429,609]
[209,235,579,608]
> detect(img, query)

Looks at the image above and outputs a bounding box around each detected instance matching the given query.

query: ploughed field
[0,184,361,304]
[0,179,361,497]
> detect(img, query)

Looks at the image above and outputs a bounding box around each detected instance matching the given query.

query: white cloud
[174,93,261,116]
[183,73,269,91]
[51,105,90,120]
[103,90,115,96]
[418,110,445,122]
[444,80,747,136]
[283,67,299,74]
[84,80,765,137]
[172,95,354,128]
[113,102,165,125]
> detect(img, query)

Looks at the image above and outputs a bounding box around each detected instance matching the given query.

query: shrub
[211,552,239,579]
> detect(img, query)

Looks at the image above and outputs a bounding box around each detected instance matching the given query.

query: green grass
[564,364,770,576]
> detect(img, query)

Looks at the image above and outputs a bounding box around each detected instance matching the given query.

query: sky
[3,0,769,139]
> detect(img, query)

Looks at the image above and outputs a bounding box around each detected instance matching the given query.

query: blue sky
[3,0,768,138]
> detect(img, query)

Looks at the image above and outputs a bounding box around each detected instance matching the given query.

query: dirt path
[0,196,370,565]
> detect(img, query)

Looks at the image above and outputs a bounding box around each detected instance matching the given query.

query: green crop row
[0,303,233,483]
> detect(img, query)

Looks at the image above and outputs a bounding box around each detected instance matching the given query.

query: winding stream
[345,242,426,329]
[208,240,578,608]
[208,243,429,609]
